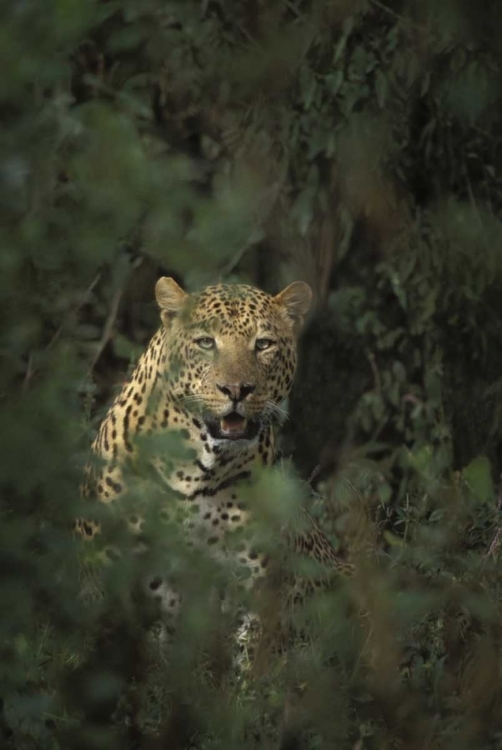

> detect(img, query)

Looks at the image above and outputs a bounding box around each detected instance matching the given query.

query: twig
[307,464,321,486]
[46,271,102,352]
[485,528,502,560]
[86,286,124,378]
[366,349,381,396]
[22,353,34,392]
[485,473,502,561]
[22,272,102,391]
[368,0,407,23]
[368,0,428,31]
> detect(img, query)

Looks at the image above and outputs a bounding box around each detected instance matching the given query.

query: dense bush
[1,1,502,748]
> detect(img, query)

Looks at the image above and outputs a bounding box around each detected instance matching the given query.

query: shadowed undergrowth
[1,1,502,748]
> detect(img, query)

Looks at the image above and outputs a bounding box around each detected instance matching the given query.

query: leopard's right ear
[155,277,188,327]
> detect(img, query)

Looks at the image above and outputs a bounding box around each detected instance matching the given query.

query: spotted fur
[77,278,350,621]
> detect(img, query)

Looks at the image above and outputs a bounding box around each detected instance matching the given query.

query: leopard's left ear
[155,277,188,328]
[274,281,313,331]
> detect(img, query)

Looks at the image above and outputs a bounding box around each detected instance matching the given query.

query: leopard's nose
[216,382,255,402]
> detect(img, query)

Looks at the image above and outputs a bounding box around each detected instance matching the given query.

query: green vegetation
[1,1,502,748]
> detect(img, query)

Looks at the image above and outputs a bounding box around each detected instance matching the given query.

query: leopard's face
[155,279,312,445]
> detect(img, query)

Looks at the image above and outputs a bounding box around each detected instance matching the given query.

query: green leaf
[378,482,392,505]
[462,456,494,504]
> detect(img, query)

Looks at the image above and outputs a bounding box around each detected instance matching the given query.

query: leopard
[77,277,351,642]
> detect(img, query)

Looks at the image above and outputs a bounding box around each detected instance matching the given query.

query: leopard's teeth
[220,416,247,435]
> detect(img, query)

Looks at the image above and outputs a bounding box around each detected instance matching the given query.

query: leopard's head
[155,277,312,445]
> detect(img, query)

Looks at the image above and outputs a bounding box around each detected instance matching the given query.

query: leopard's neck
[148,396,276,500]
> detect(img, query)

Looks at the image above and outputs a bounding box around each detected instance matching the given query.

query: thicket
[2,1,502,748]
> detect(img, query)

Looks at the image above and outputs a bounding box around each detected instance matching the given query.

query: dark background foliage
[2,1,502,748]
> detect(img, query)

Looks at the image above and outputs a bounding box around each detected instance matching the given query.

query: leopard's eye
[255,338,275,351]
[195,337,216,350]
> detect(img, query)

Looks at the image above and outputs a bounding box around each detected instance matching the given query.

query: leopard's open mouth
[204,412,260,442]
